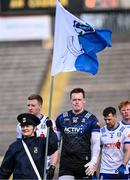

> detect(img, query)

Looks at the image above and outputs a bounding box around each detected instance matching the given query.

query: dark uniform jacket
[0,130,58,179]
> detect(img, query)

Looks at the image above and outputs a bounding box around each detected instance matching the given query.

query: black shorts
[59,164,92,179]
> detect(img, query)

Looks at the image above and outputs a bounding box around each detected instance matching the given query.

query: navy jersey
[56,110,100,167]
[0,131,58,179]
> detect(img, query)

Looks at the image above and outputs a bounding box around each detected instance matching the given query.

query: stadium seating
[0,41,51,155]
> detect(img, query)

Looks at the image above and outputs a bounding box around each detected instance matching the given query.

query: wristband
[50,165,56,170]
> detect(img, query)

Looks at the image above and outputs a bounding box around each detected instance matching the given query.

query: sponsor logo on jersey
[39,132,45,137]
[64,127,83,134]
[104,140,121,149]
[64,118,70,121]
[115,140,121,149]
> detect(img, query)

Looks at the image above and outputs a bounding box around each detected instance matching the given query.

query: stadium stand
[0,41,51,155]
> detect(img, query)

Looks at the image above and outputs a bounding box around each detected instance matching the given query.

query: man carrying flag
[49,0,112,179]
[55,88,100,179]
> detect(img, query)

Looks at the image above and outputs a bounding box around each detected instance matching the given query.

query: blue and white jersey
[56,110,100,167]
[119,120,130,168]
[100,122,130,174]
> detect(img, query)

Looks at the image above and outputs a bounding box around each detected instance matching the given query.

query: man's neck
[107,122,119,130]
[72,109,84,115]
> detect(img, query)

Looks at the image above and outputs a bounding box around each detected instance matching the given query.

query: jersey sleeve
[55,114,62,132]
[48,130,59,156]
[55,114,63,142]
[91,115,100,133]
[91,131,101,164]
[123,127,130,144]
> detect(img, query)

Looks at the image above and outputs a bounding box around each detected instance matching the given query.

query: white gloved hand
[84,161,95,176]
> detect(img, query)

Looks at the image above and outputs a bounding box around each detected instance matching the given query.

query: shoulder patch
[119,126,125,133]
[101,126,106,133]
[85,112,92,119]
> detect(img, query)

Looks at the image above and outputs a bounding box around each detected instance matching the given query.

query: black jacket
[0,130,58,179]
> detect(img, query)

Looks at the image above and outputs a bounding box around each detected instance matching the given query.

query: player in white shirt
[16,94,59,179]
[99,107,130,180]
[118,100,130,179]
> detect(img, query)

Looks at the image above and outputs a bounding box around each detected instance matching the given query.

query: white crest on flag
[51,0,111,76]
[51,0,89,76]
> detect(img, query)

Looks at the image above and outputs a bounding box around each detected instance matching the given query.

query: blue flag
[51,0,112,76]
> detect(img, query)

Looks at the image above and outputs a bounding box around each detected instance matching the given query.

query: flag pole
[43,75,54,180]
[48,76,54,118]
[43,1,56,179]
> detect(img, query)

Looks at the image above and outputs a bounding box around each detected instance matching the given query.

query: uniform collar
[121,120,130,125]
[107,122,120,131]
[71,109,86,116]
